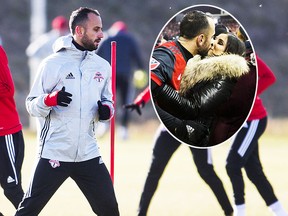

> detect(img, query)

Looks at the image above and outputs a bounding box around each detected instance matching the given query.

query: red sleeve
[151,72,163,86]
[256,55,276,95]
[0,46,14,97]
[134,86,151,105]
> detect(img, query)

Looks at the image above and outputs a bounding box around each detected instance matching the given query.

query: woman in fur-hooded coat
[179,53,250,146]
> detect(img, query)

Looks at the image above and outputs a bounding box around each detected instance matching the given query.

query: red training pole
[110,41,117,183]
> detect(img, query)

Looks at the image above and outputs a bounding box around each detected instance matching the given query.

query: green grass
[1,119,288,215]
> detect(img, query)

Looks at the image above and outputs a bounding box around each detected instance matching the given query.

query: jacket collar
[53,35,75,53]
[52,35,97,59]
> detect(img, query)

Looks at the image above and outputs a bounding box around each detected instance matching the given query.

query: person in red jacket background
[0,46,25,214]
[225,28,287,216]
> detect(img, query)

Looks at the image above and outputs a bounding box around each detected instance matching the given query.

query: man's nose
[98,29,104,38]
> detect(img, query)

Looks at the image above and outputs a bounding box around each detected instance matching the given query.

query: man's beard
[197,40,211,57]
[81,34,99,51]
[197,45,210,57]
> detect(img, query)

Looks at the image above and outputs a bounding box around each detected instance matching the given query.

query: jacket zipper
[75,51,87,162]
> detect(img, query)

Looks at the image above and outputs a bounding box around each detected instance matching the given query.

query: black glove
[174,120,210,147]
[57,87,73,107]
[98,101,111,120]
[123,100,145,115]
[44,86,72,107]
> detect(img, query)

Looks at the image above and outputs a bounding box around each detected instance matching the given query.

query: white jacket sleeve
[26,59,59,117]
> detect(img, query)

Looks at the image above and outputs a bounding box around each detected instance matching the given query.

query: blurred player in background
[97,21,145,139]
[225,28,288,216]
[26,15,69,63]
[124,86,234,216]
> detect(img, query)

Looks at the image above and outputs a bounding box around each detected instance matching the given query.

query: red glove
[44,87,72,107]
[134,87,150,105]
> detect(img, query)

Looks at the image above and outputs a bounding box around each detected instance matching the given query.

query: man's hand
[98,101,111,121]
[44,86,72,107]
[123,100,145,115]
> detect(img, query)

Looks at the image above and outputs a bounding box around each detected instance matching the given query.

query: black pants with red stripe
[138,127,233,216]
[226,117,278,206]
[15,157,119,216]
[0,130,25,208]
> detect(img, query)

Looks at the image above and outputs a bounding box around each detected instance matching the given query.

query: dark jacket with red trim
[151,40,188,90]
[150,40,210,145]
[150,40,202,120]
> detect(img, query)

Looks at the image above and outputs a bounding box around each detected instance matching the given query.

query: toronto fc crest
[94,72,104,82]
[150,58,160,70]
[49,159,60,168]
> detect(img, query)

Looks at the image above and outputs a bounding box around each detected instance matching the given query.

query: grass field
[1,118,288,216]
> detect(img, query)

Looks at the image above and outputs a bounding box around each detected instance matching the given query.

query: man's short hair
[179,10,211,39]
[69,7,100,34]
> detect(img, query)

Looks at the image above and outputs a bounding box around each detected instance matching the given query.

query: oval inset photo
[149,4,257,148]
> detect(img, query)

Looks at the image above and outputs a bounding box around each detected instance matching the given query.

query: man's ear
[75,26,84,36]
[197,34,205,46]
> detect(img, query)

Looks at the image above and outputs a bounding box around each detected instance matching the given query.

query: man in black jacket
[150,10,215,145]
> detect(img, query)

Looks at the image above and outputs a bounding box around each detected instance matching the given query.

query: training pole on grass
[110,41,117,183]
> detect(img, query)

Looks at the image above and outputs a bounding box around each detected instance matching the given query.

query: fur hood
[180,54,249,94]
